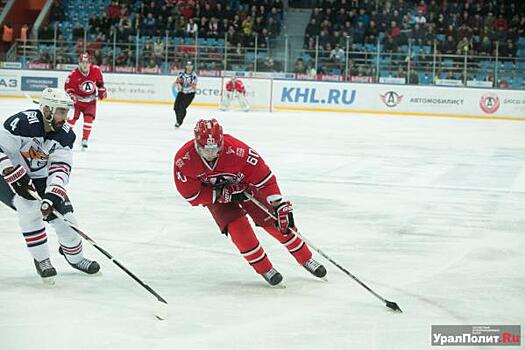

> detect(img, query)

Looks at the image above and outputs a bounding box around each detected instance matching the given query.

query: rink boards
[1,69,524,120]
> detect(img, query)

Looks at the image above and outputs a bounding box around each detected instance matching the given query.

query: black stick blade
[385,300,402,313]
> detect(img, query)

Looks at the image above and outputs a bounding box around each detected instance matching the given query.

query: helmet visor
[196,142,222,161]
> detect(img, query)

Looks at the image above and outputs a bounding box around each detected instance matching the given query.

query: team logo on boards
[380,91,403,107]
[480,93,500,114]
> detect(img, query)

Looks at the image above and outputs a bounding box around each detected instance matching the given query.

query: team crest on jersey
[21,142,50,172]
[80,80,96,93]
[200,173,245,187]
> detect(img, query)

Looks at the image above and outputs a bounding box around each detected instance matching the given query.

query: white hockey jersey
[0,109,75,189]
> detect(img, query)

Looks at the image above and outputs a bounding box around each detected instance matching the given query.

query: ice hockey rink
[1,98,524,350]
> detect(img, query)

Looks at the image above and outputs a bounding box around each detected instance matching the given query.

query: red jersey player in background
[174,119,326,286]
[219,77,250,112]
[64,53,107,150]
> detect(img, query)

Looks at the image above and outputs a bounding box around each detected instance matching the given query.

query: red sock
[228,216,272,274]
[264,226,312,265]
[68,111,80,127]
[82,115,94,141]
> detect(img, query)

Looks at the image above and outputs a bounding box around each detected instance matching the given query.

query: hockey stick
[28,190,168,320]
[245,193,403,313]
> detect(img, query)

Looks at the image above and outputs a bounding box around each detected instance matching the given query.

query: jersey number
[10,118,19,131]
[246,148,259,166]
[176,171,187,182]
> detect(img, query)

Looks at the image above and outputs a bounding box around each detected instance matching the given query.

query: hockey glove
[274,201,295,234]
[3,165,36,200]
[217,184,249,203]
[66,89,78,103]
[40,185,67,219]
[98,87,107,100]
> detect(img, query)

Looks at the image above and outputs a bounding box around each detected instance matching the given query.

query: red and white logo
[480,93,500,114]
[380,91,403,107]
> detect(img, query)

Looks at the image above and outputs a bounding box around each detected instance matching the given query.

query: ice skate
[261,268,283,286]
[34,258,57,284]
[175,122,181,128]
[303,258,327,279]
[59,247,100,274]
[81,139,88,150]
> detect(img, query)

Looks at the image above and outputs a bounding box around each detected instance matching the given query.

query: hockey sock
[82,115,94,141]
[23,227,50,261]
[228,216,273,274]
[50,212,84,264]
[264,226,312,265]
[14,196,50,261]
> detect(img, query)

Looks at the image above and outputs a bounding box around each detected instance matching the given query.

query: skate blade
[41,276,56,285]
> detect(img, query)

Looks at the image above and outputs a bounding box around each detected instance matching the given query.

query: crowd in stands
[300,0,525,82]
[36,0,284,70]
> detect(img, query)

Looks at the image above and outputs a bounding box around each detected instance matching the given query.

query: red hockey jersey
[64,65,105,104]
[174,134,281,206]
[225,79,246,94]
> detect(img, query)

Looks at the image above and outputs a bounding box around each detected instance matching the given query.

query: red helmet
[194,118,224,160]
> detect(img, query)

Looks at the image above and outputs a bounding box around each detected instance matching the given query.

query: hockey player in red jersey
[64,53,107,150]
[219,77,250,112]
[173,118,326,286]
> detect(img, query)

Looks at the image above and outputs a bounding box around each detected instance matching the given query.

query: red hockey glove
[3,165,36,200]
[40,185,67,219]
[217,184,248,203]
[274,201,295,234]
[66,89,78,103]
[98,87,107,100]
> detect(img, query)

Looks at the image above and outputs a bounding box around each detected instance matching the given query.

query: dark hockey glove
[2,165,36,200]
[274,201,295,234]
[40,185,67,218]
[217,184,249,203]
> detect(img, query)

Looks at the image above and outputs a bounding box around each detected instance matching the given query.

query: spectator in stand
[142,13,157,37]
[384,36,399,53]
[330,44,345,63]
[456,36,471,55]
[442,35,456,55]
[186,17,198,38]
[20,24,29,45]
[387,21,401,42]
[294,57,306,74]
[106,1,121,20]
[1,22,13,55]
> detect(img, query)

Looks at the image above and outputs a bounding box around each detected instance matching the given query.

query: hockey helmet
[194,118,224,161]
[39,88,73,131]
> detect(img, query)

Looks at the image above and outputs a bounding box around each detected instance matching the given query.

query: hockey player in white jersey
[0,88,100,283]
[219,77,250,112]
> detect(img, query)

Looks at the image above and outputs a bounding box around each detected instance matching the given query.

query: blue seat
[400,45,408,53]
[173,37,182,45]
[480,60,492,70]
[365,44,376,52]
[418,72,433,85]
[517,61,525,71]
[412,45,420,55]
[436,34,446,42]
[511,77,523,89]
[379,70,392,77]
[184,37,194,45]
[442,59,454,67]
[217,39,225,46]
[423,45,431,54]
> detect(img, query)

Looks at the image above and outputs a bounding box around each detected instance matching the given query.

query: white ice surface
[0,99,524,350]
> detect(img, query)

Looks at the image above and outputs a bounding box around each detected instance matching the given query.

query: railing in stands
[7,31,525,90]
